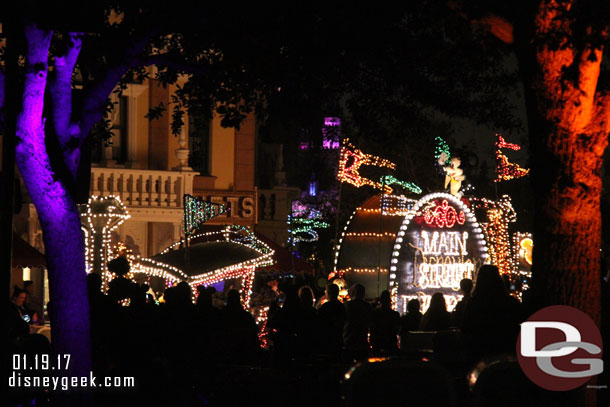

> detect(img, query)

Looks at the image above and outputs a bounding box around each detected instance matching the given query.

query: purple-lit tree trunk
[14,24,91,376]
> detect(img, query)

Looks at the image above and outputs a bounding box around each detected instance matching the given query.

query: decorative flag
[337,139,396,192]
[183,194,226,237]
[494,134,530,182]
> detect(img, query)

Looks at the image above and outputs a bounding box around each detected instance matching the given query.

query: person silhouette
[318,284,346,359]
[452,278,473,328]
[399,299,423,350]
[462,265,522,363]
[296,286,320,359]
[420,293,451,331]
[370,290,400,355]
[343,284,373,361]
[212,289,259,364]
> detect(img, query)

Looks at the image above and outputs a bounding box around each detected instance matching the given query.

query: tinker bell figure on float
[437,152,465,198]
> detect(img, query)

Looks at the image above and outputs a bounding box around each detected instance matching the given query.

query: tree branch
[16,23,53,143]
[50,32,83,145]
[447,0,515,44]
[474,15,514,44]
[136,54,207,75]
[78,28,161,145]
[48,32,83,178]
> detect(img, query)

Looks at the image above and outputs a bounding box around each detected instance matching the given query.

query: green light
[379,175,422,194]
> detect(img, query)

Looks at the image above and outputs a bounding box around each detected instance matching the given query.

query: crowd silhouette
[10,262,590,407]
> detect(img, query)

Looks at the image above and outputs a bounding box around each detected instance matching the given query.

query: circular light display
[389,193,489,313]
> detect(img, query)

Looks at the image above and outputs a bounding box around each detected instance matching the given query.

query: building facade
[16,77,258,259]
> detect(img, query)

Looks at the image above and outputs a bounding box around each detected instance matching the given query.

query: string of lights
[513,232,533,292]
[494,134,530,182]
[183,194,226,237]
[337,139,396,192]
[389,193,489,308]
[345,232,396,238]
[82,198,274,306]
[470,196,517,275]
[337,267,389,274]
[79,195,131,289]
[422,200,466,228]
[287,206,330,244]
[379,175,422,194]
[434,136,451,162]
[333,209,358,274]
[380,195,417,216]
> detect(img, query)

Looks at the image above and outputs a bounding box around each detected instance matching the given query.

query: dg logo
[517,305,604,391]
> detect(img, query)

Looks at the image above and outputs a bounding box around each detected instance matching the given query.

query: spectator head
[473,265,506,300]
[87,272,103,294]
[107,256,130,276]
[298,286,314,308]
[24,280,34,294]
[130,284,147,306]
[407,298,420,314]
[164,286,176,305]
[349,284,366,300]
[175,281,192,304]
[502,273,512,291]
[379,290,391,308]
[428,293,447,313]
[226,289,242,309]
[196,286,213,308]
[325,283,340,301]
[12,286,27,306]
[282,286,299,311]
[460,278,474,297]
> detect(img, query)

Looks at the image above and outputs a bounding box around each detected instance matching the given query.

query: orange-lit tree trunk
[515,1,609,325]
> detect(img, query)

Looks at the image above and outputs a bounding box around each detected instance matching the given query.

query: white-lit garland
[337,267,389,274]
[332,208,358,275]
[512,232,533,290]
[381,194,417,216]
[470,196,516,276]
[79,195,130,290]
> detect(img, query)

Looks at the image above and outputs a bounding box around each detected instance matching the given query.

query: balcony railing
[90,167,196,208]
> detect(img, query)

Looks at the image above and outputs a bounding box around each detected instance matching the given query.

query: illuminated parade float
[79,195,274,307]
[332,135,532,312]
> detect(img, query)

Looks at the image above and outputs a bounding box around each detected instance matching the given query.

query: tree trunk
[515,1,609,325]
[529,124,605,323]
[15,23,91,378]
[16,128,92,378]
